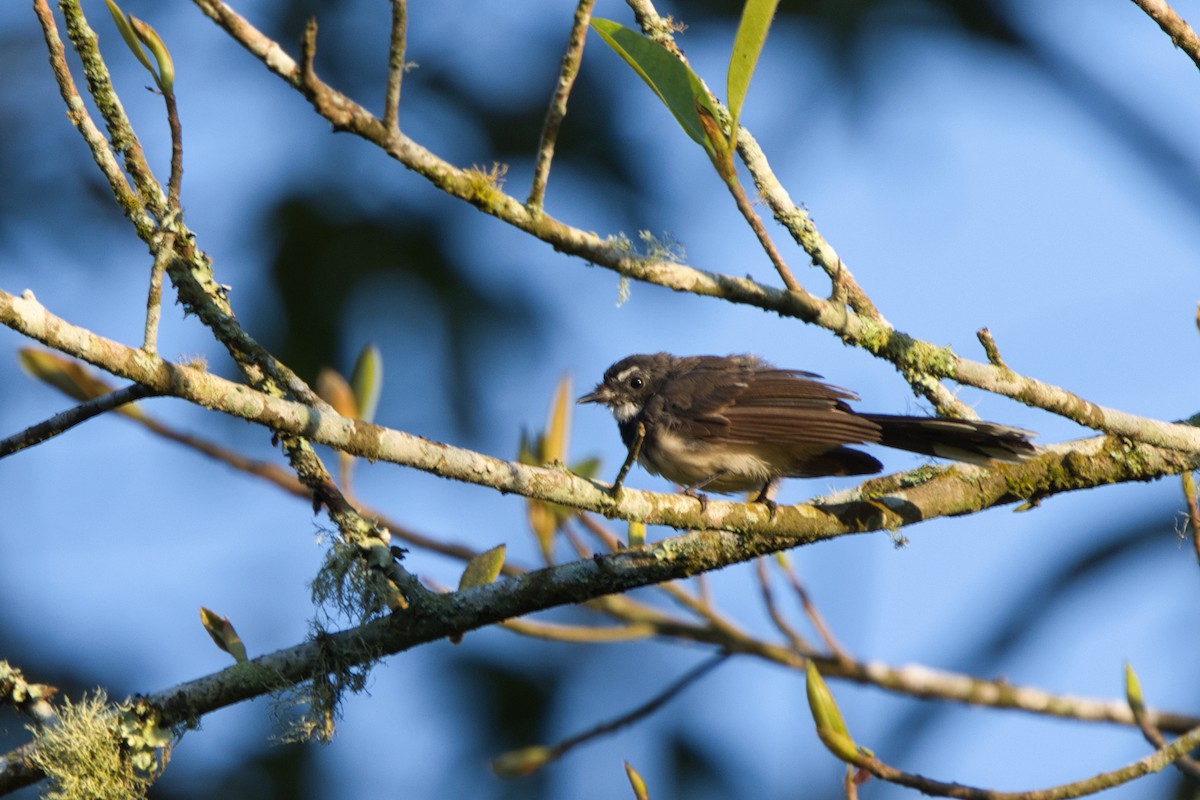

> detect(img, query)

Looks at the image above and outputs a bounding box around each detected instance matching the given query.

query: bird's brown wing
[657,363,882,447]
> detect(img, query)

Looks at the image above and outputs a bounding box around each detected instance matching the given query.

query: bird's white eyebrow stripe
[614,366,641,382]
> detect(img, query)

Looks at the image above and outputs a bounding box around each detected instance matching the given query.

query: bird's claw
[683,487,710,514]
[758,497,779,521]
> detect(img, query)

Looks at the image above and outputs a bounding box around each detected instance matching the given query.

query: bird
[577,353,1036,509]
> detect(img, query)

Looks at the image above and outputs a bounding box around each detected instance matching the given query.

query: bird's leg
[610,422,645,497]
[752,479,780,520]
[680,470,730,514]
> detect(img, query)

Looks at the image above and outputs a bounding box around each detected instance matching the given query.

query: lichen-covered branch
[4,288,1198,541]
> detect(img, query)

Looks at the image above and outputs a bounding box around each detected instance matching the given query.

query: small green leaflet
[591,18,725,158]
[727,0,781,147]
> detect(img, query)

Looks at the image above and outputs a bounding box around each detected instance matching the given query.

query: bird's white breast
[640,428,775,492]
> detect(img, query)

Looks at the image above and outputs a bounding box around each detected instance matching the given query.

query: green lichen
[274,631,375,745]
[31,691,169,800]
[310,539,396,626]
[463,162,510,214]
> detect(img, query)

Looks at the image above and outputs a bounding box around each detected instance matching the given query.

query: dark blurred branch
[497,652,729,775]
[0,384,159,458]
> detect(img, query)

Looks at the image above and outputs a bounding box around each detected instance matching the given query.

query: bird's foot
[682,487,710,514]
[753,482,780,521]
[757,497,779,521]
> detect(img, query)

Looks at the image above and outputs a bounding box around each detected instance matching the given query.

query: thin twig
[143,228,174,353]
[1183,471,1200,566]
[164,90,184,209]
[842,722,1200,799]
[534,652,729,768]
[977,327,1009,370]
[722,171,802,292]
[1129,0,1200,72]
[754,557,811,651]
[0,384,159,458]
[528,0,595,209]
[383,0,407,132]
[1127,675,1200,781]
[779,557,851,663]
[501,617,657,642]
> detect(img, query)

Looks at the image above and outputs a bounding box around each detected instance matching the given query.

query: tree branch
[528,0,594,209]
[0,384,159,458]
[1130,0,1200,72]
[4,287,1199,540]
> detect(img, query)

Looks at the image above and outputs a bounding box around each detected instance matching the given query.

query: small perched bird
[578,353,1036,507]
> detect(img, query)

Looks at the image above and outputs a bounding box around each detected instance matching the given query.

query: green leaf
[570,456,601,481]
[627,520,646,548]
[591,18,725,158]
[726,0,780,144]
[106,1,172,92]
[1124,661,1145,712]
[805,661,850,738]
[624,761,650,800]
[105,0,156,76]
[816,727,861,763]
[543,374,572,465]
[130,15,174,92]
[350,343,383,423]
[199,607,248,664]
[491,745,552,777]
[458,544,506,589]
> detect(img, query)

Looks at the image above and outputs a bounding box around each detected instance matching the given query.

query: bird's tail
[859,414,1037,466]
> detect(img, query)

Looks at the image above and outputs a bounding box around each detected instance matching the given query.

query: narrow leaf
[816,727,862,763]
[130,16,174,92]
[591,18,724,157]
[105,0,156,76]
[350,343,383,423]
[1124,661,1145,711]
[199,607,248,663]
[805,661,850,738]
[17,349,145,420]
[624,761,650,800]
[543,374,572,465]
[316,367,357,418]
[726,0,780,142]
[458,544,506,589]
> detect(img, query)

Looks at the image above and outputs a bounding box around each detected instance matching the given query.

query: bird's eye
[628,375,644,389]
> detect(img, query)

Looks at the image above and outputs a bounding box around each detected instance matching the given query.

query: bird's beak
[577,385,610,405]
